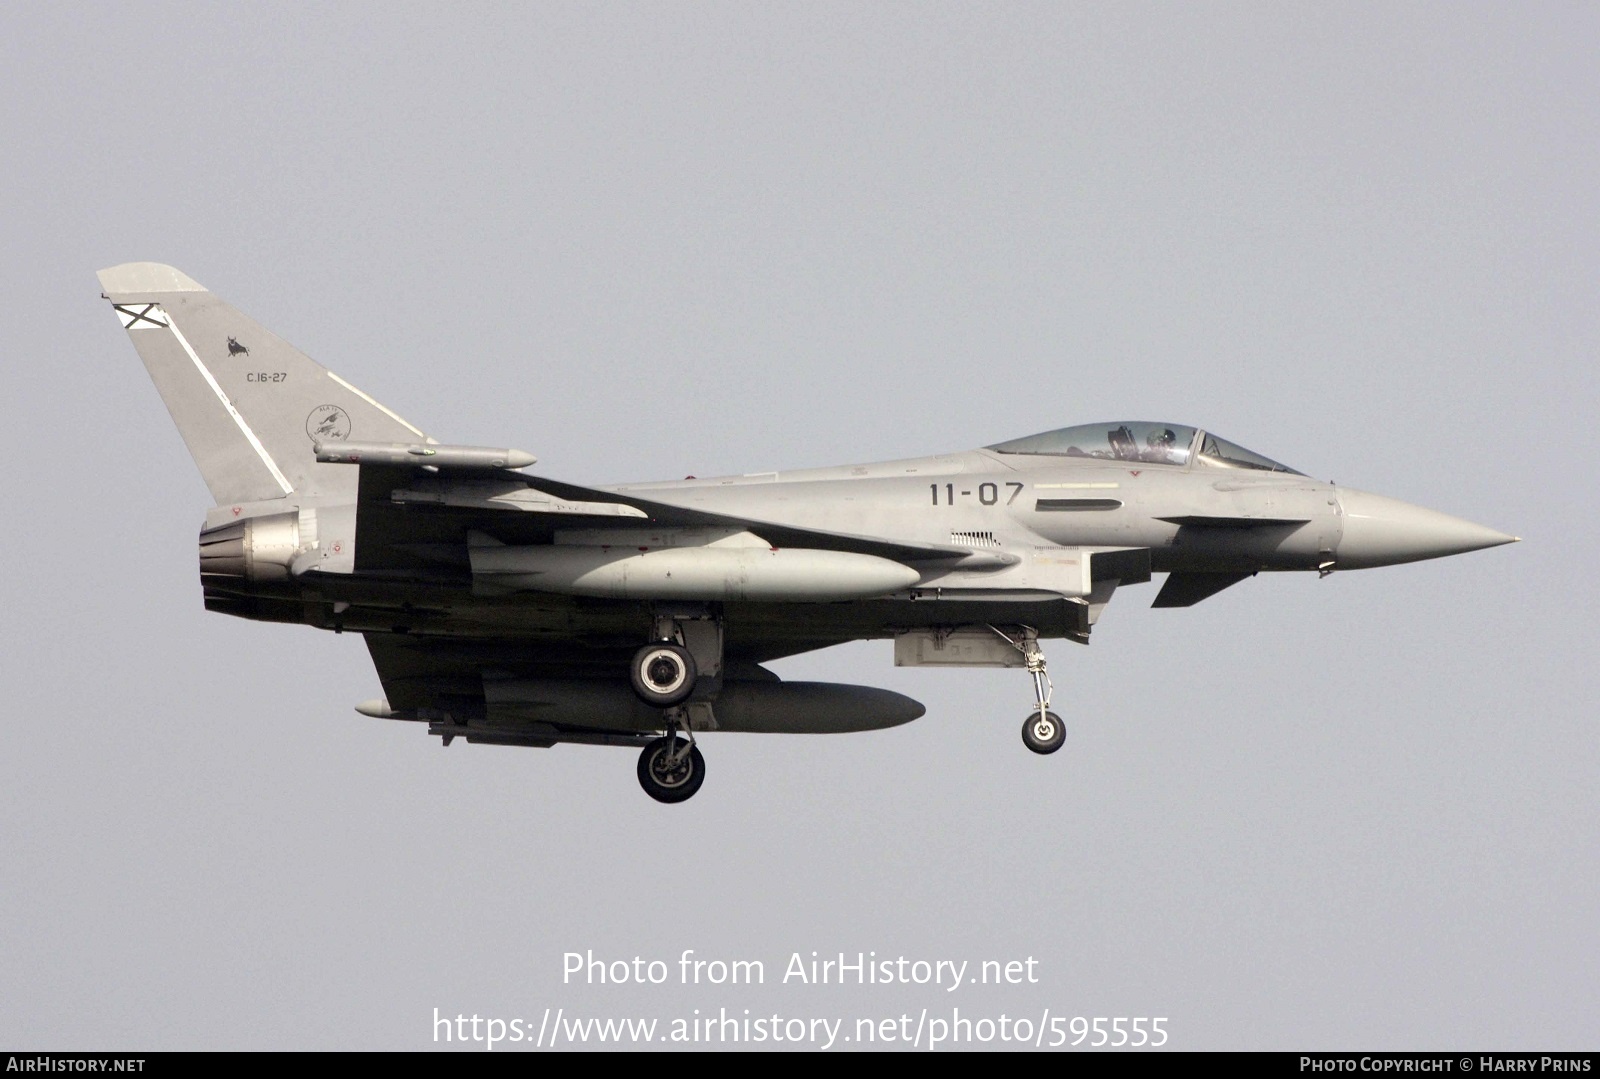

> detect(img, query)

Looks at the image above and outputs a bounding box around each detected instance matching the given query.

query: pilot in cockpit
[1144,427,1181,465]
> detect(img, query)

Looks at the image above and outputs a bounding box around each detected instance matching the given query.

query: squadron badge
[306,405,351,442]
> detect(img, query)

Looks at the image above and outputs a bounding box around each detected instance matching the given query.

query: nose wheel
[986,624,1066,756]
[1022,709,1065,754]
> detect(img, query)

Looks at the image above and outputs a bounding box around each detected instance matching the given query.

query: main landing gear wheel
[1021,710,1066,755]
[637,735,706,803]
[629,643,697,707]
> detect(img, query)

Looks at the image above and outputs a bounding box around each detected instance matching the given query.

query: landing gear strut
[636,709,706,803]
[988,624,1065,755]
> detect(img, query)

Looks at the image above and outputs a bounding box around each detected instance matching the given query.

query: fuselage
[195,422,1517,666]
[617,433,1507,577]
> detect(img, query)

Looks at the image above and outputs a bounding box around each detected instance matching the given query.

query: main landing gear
[632,607,722,802]
[987,624,1066,756]
[636,712,705,804]
[629,642,696,706]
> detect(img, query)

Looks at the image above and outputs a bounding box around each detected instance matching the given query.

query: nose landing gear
[1021,709,1066,754]
[987,624,1066,756]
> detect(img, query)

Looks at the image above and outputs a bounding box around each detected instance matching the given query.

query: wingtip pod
[314,439,537,470]
[97,262,207,296]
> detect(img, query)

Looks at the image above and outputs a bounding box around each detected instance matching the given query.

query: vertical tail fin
[98,262,428,506]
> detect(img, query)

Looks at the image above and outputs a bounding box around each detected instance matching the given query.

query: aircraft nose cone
[1336,487,1518,569]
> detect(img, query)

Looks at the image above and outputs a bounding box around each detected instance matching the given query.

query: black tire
[636,736,706,803]
[629,643,697,707]
[1021,710,1065,755]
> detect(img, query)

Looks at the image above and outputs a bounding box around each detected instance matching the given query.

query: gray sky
[2,3,1594,1050]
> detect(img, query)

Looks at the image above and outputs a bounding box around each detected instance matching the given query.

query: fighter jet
[100,263,1518,802]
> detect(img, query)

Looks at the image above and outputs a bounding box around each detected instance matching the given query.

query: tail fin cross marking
[115,303,170,330]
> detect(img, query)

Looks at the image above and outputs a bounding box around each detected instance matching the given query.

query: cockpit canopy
[987,422,1302,474]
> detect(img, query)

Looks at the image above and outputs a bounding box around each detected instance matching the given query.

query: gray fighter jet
[100,263,1518,802]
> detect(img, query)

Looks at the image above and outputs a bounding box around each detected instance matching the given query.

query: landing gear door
[894,627,1029,667]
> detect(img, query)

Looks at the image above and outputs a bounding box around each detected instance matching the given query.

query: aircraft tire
[637,736,706,803]
[1021,710,1066,755]
[629,643,697,707]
